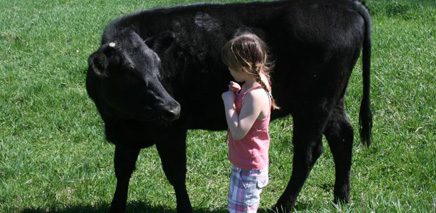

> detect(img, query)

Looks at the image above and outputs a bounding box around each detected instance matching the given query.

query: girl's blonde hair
[221,33,279,110]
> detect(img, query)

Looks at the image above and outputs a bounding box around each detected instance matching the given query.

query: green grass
[1,0,435,212]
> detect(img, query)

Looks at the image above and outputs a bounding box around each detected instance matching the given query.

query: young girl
[221,33,279,213]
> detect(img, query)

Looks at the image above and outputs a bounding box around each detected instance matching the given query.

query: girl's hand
[228,81,241,93]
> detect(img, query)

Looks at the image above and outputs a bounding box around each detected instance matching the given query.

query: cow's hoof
[109,206,125,213]
[333,190,351,204]
[270,203,292,213]
[333,195,351,205]
[176,205,193,213]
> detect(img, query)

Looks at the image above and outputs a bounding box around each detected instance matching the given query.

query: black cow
[86,0,372,212]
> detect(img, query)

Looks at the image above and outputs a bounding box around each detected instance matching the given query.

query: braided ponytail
[251,66,280,110]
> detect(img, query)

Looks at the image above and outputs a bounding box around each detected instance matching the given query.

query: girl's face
[229,67,250,82]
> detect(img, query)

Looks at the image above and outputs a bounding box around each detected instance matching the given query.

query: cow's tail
[357,2,372,146]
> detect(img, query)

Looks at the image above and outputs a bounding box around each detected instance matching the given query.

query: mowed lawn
[1,0,435,212]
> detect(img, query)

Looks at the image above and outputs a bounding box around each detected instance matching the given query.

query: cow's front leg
[110,146,140,213]
[155,131,192,213]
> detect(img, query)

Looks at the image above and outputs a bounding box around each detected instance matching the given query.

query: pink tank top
[228,86,271,170]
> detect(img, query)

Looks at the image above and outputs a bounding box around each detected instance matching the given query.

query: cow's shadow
[19,201,225,213]
[20,201,275,212]
[21,202,168,213]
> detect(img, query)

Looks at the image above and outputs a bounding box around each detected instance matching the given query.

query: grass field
[1,0,435,212]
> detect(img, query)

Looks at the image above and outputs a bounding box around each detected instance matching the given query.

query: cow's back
[102,0,367,130]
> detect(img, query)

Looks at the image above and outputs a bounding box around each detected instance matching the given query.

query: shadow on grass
[20,201,276,213]
[21,202,168,213]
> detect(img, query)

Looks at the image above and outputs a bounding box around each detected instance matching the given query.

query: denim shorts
[227,165,269,213]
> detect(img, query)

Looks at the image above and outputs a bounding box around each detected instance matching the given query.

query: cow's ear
[145,31,175,52]
[88,51,109,77]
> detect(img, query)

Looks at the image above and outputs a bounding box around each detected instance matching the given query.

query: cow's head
[86,30,180,125]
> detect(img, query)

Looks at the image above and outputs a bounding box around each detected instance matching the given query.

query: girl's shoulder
[244,89,270,119]
[243,88,270,108]
[245,87,269,103]
[245,87,268,99]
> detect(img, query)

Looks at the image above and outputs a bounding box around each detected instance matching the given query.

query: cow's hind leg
[274,105,331,213]
[155,130,192,213]
[323,98,353,203]
[110,146,140,213]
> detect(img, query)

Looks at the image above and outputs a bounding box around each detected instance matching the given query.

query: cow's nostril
[160,103,181,121]
[168,104,181,118]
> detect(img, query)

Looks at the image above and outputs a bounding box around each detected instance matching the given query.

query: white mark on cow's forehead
[109,42,116,47]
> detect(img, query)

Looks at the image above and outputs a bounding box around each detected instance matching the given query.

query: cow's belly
[184,102,228,130]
